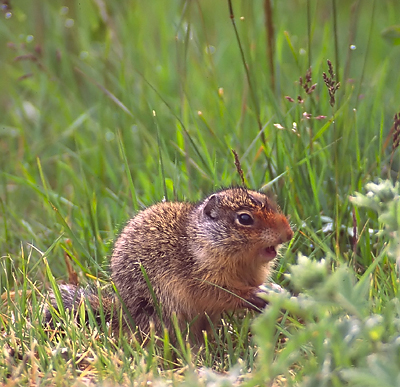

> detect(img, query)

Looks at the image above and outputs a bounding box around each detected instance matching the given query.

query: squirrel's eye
[237,213,254,226]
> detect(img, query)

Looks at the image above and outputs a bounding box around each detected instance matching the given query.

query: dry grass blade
[232,149,246,186]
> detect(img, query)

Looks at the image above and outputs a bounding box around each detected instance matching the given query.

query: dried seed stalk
[323,59,340,107]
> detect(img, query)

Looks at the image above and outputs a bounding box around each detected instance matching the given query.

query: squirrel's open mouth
[262,246,277,261]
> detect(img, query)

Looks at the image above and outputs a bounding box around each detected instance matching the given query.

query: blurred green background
[1,0,399,286]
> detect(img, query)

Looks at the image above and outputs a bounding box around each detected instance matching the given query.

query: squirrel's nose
[278,218,293,243]
[286,227,294,242]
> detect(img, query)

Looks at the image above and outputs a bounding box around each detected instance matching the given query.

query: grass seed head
[392,112,400,153]
[323,59,340,107]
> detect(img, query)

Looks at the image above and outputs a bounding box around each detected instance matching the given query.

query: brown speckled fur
[46,187,293,343]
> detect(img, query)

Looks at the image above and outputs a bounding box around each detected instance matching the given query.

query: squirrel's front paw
[244,283,287,311]
[259,282,286,294]
[244,288,268,311]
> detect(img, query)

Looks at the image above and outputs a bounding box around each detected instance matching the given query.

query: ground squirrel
[45,187,293,343]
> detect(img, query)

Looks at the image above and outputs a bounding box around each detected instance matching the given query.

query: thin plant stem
[307,0,312,68]
[263,0,275,93]
[356,0,376,109]
[227,0,266,146]
[332,0,340,84]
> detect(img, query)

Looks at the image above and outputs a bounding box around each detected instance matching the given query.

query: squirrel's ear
[248,193,263,207]
[203,194,219,219]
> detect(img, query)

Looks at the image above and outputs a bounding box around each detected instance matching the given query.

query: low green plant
[351,180,400,260]
[208,180,399,386]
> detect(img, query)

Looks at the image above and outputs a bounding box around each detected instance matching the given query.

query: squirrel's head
[194,187,293,264]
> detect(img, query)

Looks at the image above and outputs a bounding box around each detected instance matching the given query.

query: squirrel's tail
[44,284,121,329]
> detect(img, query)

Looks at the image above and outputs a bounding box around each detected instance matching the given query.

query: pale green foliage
[351,180,400,260]
[286,254,328,291]
[249,251,400,386]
